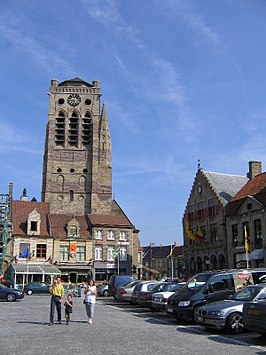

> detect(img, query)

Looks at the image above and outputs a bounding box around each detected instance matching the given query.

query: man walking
[49,277,64,325]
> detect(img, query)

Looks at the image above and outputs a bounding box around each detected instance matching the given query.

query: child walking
[64,294,73,325]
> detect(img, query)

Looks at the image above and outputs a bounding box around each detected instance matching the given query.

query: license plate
[167,308,173,313]
[155,298,160,302]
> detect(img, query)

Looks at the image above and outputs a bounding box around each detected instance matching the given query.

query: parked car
[167,268,266,322]
[243,299,266,336]
[152,282,186,311]
[98,284,109,297]
[196,284,266,334]
[0,284,25,301]
[108,274,135,298]
[131,280,159,307]
[115,280,141,302]
[24,282,51,295]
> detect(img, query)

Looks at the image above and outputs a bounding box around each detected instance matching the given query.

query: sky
[0,0,266,247]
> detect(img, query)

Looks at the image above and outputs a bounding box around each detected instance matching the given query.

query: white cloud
[0,23,75,76]
[160,0,222,47]
[0,122,41,155]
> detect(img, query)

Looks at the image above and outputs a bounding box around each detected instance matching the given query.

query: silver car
[115,280,141,302]
[196,284,266,334]
[152,282,186,311]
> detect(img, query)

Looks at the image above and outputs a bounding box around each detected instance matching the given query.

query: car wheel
[7,293,16,302]
[192,306,201,324]
[103,290,109,297]
[225,312,244,334]
[27,290,33,295]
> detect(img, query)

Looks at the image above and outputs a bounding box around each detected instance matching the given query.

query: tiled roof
[12,200,50,236]
[50,214,91,238]
[58,77,93,87]
[142,245,172,259]
[231,173,266,201]
[88,214,133,228]
[203,171,248,205]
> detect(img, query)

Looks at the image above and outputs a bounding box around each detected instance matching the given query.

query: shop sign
[107,264,116,269]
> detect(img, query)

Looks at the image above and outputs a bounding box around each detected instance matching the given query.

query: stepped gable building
[183,165,248,277]
[9,78,140,286]
[225,161,266,268]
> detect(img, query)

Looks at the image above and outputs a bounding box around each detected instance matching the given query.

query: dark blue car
[0,284,25,302]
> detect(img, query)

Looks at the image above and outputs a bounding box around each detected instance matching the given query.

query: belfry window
[55,111,65,146]
[82,112,92,146]
[68,111,79,147]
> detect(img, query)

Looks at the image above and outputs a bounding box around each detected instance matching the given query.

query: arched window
[55,111,65,146]
[210,255,217,270]
[68,111,79,147]
[82,112,92,146]
[70,190,74,202]
[80,176,86,190]
[57,175,64,190]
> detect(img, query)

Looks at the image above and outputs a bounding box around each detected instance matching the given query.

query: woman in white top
[84,279,97,324]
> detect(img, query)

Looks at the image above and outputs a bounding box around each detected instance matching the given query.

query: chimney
[149,243,155,248]
[247,161,262,180]
[20,188,28,201]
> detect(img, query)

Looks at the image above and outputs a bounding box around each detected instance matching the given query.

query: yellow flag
[185,217,195,240]
[169,244,173,257]
[244,225,249,252]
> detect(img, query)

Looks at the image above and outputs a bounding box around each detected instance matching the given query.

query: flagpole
[244,225,249,269]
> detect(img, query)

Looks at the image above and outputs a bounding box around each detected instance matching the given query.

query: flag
[185,217,195,240]
[169,244,173,257]
[19,246,29,258]
[195,224,205,244]
[244,225,249,252]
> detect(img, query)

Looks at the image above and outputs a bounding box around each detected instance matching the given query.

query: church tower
[41,77,112,215]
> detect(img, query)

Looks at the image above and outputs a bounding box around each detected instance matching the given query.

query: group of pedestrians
[49,277,97,326]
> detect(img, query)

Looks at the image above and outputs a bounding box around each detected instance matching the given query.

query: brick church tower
[41,77,112,215]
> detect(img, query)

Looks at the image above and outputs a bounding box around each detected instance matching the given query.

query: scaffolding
[0,193,11,279]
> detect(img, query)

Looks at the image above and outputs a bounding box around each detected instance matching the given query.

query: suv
[108,274,135,298]
[167,268,266,322]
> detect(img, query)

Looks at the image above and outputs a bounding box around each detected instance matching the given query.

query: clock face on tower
[67,94,81,106]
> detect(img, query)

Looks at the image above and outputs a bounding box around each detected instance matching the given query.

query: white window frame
[95,230,103,240]
[119,231,127,241]
[120,247,127,261]
[107,230,115,240]
[95,246,103,260]
[107,247,115,261]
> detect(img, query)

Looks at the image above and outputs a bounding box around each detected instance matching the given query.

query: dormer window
[31,221,38,232]
[67,218,80,238]
[27,209,41,235]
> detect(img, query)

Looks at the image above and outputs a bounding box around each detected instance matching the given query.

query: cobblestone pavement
[1,295,266,355]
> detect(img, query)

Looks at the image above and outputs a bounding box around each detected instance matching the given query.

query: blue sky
[0,0,265,247]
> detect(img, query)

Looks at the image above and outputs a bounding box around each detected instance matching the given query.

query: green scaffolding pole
[1,204,9,279]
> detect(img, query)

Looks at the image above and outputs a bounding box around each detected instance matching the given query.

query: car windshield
[124,281,139,288]
[186,273,212,290]
[231,286,262,301]
[162,283,182,292]
[0,284,8,289]
[151,283,166,292]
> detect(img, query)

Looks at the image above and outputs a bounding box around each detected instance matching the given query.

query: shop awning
[11,263,61,275]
